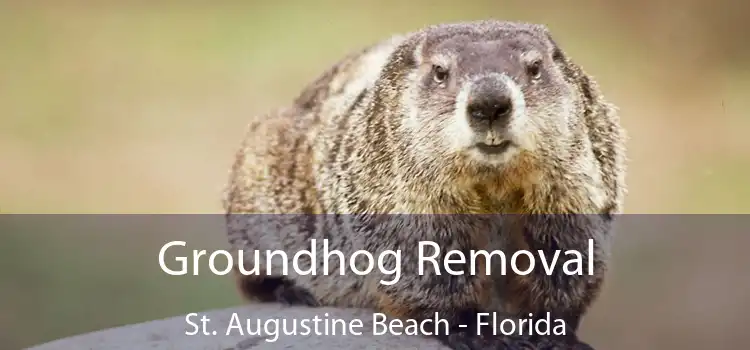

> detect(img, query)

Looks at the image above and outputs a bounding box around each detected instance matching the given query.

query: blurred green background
[1,1,749,349]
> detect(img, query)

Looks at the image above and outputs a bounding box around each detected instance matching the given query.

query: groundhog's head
[381,21,596,175]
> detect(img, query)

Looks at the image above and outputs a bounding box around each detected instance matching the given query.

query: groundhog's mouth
[475,140,514,155]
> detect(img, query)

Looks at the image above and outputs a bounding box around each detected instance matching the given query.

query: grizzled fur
[224,20,626,350]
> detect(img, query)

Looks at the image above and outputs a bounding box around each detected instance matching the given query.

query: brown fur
[224,20,626,349]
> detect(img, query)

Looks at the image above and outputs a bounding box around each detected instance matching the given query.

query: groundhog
[223,20,626,350]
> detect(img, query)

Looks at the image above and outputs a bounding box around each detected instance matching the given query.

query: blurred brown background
[1,1,748,349]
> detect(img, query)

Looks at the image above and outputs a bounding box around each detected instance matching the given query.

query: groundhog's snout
[462,73,525,156]
[466,76,514,126]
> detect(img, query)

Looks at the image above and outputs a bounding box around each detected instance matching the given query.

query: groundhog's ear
[543,31,567,64]
[543,32,584,86]
[410,35,428,67]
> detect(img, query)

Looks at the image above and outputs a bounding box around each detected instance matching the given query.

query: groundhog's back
[223,34,407,214]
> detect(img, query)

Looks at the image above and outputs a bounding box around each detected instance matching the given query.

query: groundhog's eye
[526,59,543,81]
[432,64,449,84]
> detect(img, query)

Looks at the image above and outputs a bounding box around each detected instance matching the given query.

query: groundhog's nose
[466,78,514,125]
